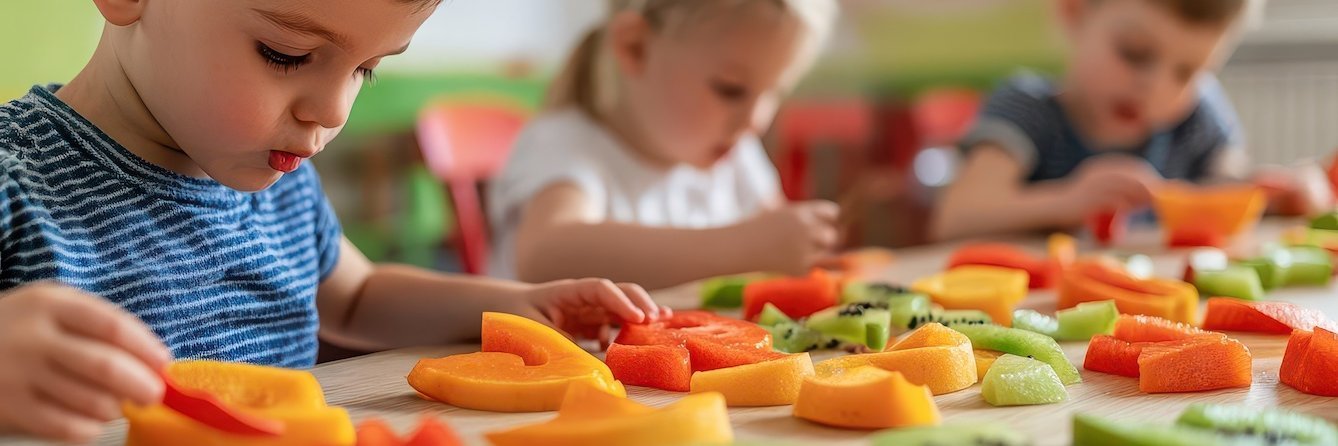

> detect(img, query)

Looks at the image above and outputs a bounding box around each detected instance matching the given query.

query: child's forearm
[515,222,763,290]
[931,146,1082,241]
[328,265,534,349]
[932,181,1074,241]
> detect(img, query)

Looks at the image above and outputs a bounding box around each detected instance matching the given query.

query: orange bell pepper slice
[1058,259,1198,323]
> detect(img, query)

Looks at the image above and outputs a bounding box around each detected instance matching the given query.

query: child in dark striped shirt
[0,0,668,441]
[932,0,1330,241]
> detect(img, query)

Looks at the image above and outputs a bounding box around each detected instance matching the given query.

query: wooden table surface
[6,219,1337,446]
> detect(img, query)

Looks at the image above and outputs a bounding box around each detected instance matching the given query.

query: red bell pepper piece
[741,270,839,321]
[606,311,783,391]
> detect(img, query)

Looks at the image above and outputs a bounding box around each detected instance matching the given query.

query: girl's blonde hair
[547,0,838,117]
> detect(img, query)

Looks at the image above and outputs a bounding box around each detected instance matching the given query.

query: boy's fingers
[615,283,659,321]
[540,303,566,333]
[597,324,612,351]
[812,254,849,271]
[53,292,172,369]
[34,366,122,422]
[814,226,840,250]
[583,279,646,324]
[523,305,573,341]
[46,334,164,406]
[12,394,102,443]
[803,201,840,222]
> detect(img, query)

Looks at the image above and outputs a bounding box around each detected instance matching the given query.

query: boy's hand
[1063,156,1163,223]
[1254,163,1334,216]
[519,278,671,346]
[0,283,171,442]
[744,200,841,276]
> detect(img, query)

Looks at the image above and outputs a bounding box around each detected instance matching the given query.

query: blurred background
[3,0,1336,273]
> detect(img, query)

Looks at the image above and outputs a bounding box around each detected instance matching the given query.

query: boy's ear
[92,0,146,26]
[607,11,651,79]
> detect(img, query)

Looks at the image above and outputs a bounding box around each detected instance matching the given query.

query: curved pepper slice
[485,381,734,446]
[123,361,354,446]
[606,311,783,391]
[1059,259,1199,324]
[407,312,625,412]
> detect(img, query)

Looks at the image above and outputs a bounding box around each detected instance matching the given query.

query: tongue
[269,151,300,173]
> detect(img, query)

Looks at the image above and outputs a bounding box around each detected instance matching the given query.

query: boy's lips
[1112,101,1143,126]
[268,150,305,173]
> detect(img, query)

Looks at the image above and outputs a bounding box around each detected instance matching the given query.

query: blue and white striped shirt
[0,85,342,367]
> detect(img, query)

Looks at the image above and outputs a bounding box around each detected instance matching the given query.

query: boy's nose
[1142,71,1191,117]
[292,84,354,130]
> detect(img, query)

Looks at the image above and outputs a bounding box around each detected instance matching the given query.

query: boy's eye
[1116,44,1154,69]
[257,42,310,73]
[710,80,748,102]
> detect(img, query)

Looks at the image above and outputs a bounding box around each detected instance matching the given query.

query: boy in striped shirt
[931,0,1331,241]
[0,0,669,441]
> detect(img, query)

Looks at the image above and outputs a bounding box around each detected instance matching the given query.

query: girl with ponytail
[489,0,839,289]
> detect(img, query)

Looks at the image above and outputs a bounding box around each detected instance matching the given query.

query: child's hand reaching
[516,278,672,346]
[743,200,841,276]
[0,283,171,442]
[1254,162,1334,216]
[1061,155,1164,224]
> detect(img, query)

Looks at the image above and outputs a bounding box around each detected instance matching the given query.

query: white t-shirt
[487,107,782,279]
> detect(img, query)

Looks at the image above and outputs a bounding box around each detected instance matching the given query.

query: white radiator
[1219,60,1338,166]
[1218,0,1338,166]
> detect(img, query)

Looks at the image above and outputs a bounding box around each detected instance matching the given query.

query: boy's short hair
[1092,0,1247,25]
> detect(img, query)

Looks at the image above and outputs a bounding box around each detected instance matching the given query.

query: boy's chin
[214,170,283,193]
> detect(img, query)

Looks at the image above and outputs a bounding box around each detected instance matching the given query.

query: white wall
[379,0,606,74]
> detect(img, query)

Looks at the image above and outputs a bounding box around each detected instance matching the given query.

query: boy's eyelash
[711,81,748,101]
[1117,45,1153,68]
[257,42,310,73]
[258,41,377,84]
[356,67,378,85]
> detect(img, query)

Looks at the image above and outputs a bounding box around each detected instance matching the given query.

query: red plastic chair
[415,100,529,275]
[774,99,875,200]
[772,91,980,200]
[771,91,981,247]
